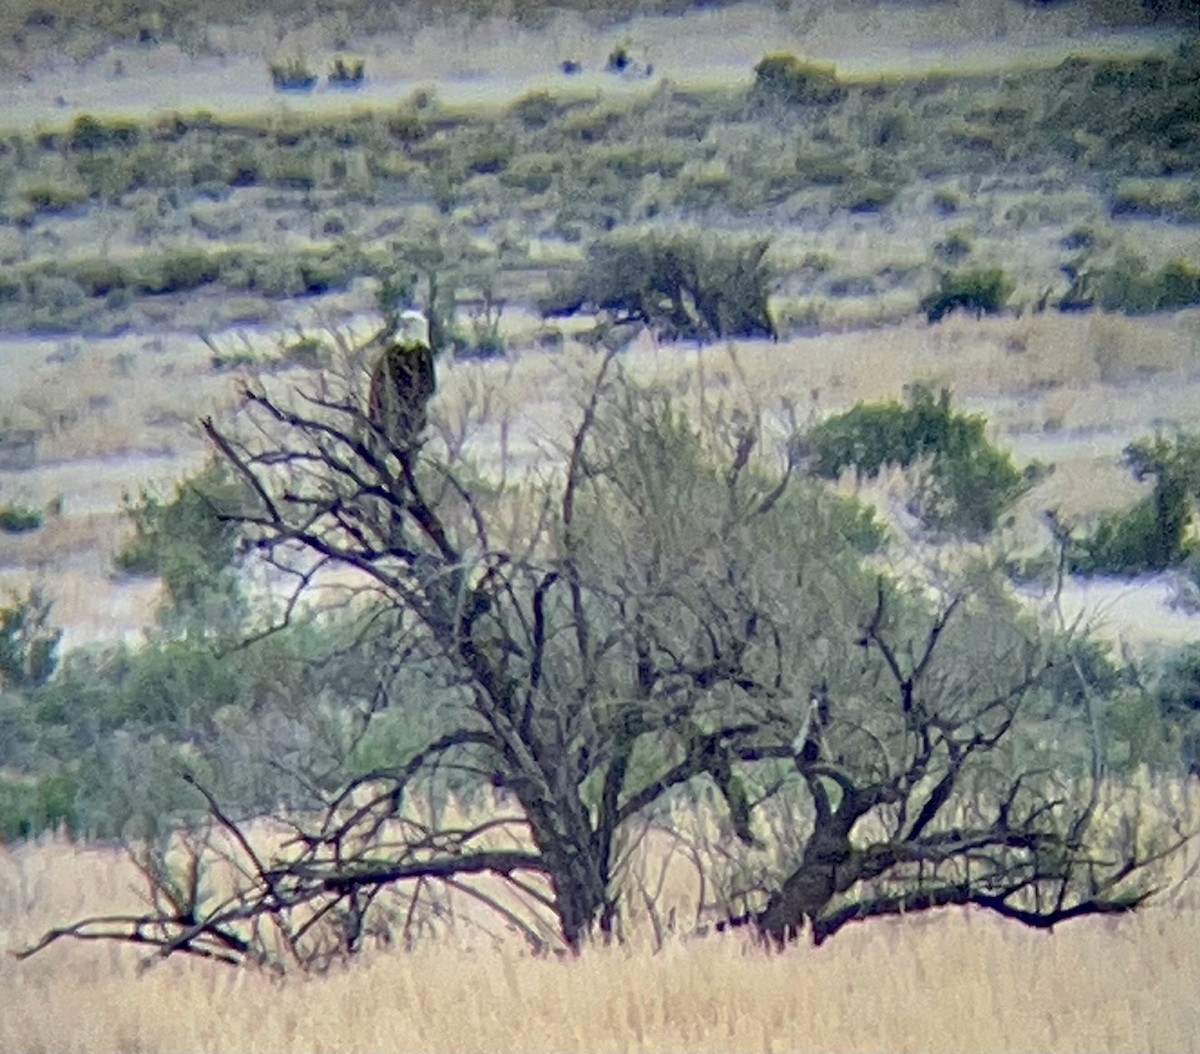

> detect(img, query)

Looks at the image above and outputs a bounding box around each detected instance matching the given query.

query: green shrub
[264,154,316,191]
[499,153,560,194]
[0,503,42,533]
[452,300,507,360]
[0,772,79,841]
[793,152,852,187]
[1155,644,1200,720]
[114,458,248,628]
[542,227,776,341]
[385,109,428,144]
[804,384,1035,537]
[0,588,61,691]
[933,230,973,263]
[1070,433,1200,576]
[508,91,561,129]
[68,114,141,152]
[836,179,897,213]
[328,56,366,87]
[752,54,845,106]
[589,142,689,180]
[279,334,327,369]
[61,257,131,298]
[1110,178,1200,222]
[448,127,516,179]
[133,249,222,295]
[1093,255,1200,315]
[269,56,317,92]
[21,183,90,213]
[22,274,88,322]
[922,267,1014,322]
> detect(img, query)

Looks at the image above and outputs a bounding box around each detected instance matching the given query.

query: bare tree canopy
[17,344,1190,971]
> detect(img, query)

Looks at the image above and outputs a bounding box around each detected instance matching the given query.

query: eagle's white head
[391,309,431,350]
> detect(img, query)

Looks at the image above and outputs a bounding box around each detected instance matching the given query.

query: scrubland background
[1,0,1199,1050]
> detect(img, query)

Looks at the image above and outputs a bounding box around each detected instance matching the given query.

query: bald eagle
[367,309,436,465]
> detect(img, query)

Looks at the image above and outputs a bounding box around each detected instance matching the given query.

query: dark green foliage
[328,56,366,87]
[804,385,1035,537]
[114,458,248,628]
[21,183,90,213]
[499,152,559,193]
[825,492,889,554]
[269,56,318,92]
[1092,256,1200,315]
[543,228,776,341]
[452,300,507,360]
[922,268,1014,322]
[933,230,973,263]
[1070,433,1200,576]
[507,91,561,130]
[279,335,327,369]
[1156,644,1200,718]
[0,772,79,841]
[0,588,61,691]
[836,180,897,213]
[134,249,222,295]
[752,54,845,106]
[68,114,141,152]
[0,502,42,533]
[8,245,370,321]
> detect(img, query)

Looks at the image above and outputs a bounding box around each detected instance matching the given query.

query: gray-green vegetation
[5,23,1200,968]
[8,368,1193,967]
[0,501,42,533]
[0,46,1197,333]
[542,227,776,340]
[1069,432,1200,577]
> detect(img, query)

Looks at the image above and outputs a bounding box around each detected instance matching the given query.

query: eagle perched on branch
[367,309,436,464]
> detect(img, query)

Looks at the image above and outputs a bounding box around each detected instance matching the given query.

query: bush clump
[803,384,1036,537]
[922,267,1014,322]
[1070,433,1200,576]
[0,773,80,842]
[752,54,845,106]
[114,459,248,628]
[68,114,141,152]
[328,56,366,88]
[542,228,776,342]
[269,56,318,92]
[0,503,42,533]
[0,588,61,692]
[21,183,90,214]
[1092,256,1200,315]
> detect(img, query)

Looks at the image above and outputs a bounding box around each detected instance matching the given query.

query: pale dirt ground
[0,0,1197,654]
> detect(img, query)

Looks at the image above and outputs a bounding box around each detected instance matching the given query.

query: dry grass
[3,805,1200,1054]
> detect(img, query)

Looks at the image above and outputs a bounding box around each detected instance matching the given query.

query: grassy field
[3,810,1200,1053]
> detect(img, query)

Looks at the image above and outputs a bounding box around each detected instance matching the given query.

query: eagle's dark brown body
[367,336,436,459]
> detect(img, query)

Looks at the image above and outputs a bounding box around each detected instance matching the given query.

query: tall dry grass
[3,799,1200,1054]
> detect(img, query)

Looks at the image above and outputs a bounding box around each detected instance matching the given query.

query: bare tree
[16,347,1189,969]
[713,570,1188,945]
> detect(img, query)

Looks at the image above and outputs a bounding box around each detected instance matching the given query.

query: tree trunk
[524,803,612,952]
[757,819,853,945]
